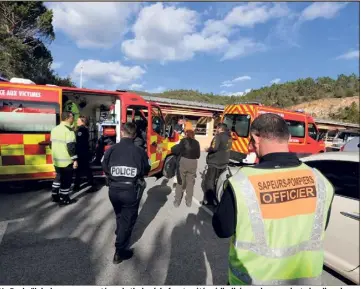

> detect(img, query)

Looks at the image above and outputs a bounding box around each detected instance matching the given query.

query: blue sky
[46,2,359,96]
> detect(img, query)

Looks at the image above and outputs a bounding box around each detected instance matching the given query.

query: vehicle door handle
[38,141,51,146]
[340,211,360,221]
[151,141,157,147]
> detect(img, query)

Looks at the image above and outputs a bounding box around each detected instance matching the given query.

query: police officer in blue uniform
[101,122,150,264]
[74,115,94,191]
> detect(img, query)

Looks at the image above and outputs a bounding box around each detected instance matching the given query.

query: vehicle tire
[162,155,176,179]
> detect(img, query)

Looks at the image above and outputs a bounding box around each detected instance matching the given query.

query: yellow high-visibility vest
[50,122,77,167]
[226,163,334,285]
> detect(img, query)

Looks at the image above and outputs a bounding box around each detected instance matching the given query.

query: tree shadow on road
[164,206,230,285]
[0,178,105,221]
[0,175,181,285]
[0,231,95,285]
[130,178,172,246]
[0,179,112,285]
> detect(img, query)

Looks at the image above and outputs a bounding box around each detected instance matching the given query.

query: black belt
[109,181,135,188]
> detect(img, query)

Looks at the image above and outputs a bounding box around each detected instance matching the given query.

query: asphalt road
[0,153,350,285]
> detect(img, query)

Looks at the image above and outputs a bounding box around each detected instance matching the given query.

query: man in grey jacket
[202,123,232,207]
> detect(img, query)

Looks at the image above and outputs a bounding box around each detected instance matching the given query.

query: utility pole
[80,65,83,88]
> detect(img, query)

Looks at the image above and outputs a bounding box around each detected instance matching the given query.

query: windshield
[286,120,305,138]
[223,114,250,137]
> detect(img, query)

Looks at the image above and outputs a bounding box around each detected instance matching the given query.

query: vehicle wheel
[162,155,176,179]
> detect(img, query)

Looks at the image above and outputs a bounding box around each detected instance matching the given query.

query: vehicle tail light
[340,145,345,151]
[103,127,116,137]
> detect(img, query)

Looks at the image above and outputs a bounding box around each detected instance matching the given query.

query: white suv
[340,137,360,152]
[301,152,360,284]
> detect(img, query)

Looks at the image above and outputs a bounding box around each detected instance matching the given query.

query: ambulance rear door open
[147,103,167,175]
[61,89,122,175]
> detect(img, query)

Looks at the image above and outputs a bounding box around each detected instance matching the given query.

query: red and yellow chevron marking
[231,137,248,154]
[224,104,259,154]
[224,104,257,118]
[0,133,55,180]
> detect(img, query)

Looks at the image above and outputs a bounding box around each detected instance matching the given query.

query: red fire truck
[222,102,326,163]
[0,80,179,182]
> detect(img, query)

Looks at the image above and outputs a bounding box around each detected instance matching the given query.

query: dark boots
[59,193,77,206]
[51,193,60,203]
[113,249,134,264]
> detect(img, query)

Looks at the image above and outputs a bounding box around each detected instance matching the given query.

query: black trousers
[203,165,225,204]
[52,164,73,196]
[74,156,93,187]
[108,181,146,251]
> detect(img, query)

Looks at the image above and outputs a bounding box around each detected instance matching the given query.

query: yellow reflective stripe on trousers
[229,265,322,285]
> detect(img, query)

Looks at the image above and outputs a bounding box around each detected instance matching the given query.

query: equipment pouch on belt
[136,178,146,200]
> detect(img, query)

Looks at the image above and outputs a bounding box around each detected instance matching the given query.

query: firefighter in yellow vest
[50,111,78,206]
[212,113,334,286]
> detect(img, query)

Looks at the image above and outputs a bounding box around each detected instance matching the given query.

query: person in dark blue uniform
[101,122,151,264]
[74,115,94,191]
[133,119,147,150]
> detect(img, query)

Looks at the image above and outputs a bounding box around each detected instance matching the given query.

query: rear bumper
[230,150,247,162]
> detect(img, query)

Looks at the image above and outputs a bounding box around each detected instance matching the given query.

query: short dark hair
[217,123,228,131]
[250,113,290,142]
[78,115,89,126]
[121,122,137,138]
[61,111,74,121]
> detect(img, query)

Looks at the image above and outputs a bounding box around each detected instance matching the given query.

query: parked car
[340,136,360,152]
[301,151,360,284]
[330,130,360,151]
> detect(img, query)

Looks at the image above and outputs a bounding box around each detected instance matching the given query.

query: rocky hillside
[131,74,360,123]
[288,96,359,123]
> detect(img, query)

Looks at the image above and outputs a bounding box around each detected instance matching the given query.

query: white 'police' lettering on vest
[111,166,137,178]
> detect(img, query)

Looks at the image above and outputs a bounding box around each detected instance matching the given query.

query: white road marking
[0,222,7,245]
[0,218,25,245]
[192,196,213,216]
[71,185,92,200]
[204,251,213,285]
